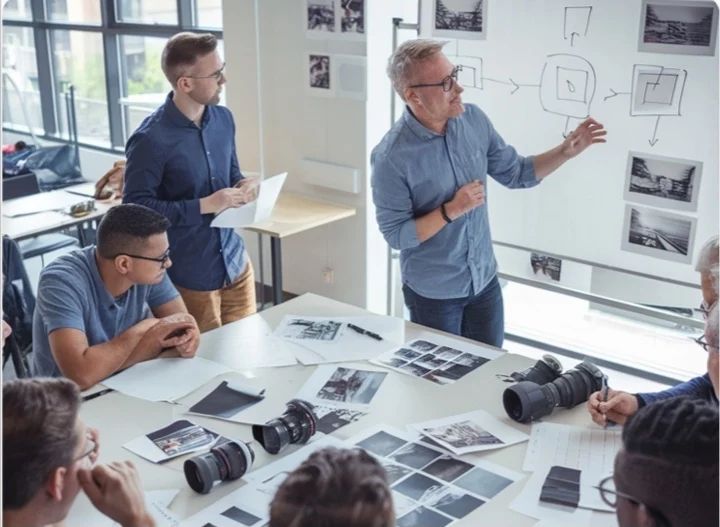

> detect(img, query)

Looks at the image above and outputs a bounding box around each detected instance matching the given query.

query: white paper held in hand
[211,172,287,228]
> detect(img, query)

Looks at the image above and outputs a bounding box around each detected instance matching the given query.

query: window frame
[2,0,222,153]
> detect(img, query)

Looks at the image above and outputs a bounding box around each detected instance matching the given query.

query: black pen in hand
[347,323,383,341]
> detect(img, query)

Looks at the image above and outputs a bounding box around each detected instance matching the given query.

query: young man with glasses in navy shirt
[124,32,257,333]
[372,39,606,348]
[30,204,200,389]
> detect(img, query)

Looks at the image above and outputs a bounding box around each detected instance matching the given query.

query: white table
[75,293,617,526]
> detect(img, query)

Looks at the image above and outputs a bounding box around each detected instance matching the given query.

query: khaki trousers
[176,262,257,333]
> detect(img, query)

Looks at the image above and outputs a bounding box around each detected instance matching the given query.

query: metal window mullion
[103,32,124,148]
[178,0,194,29]
[31,0,59,137]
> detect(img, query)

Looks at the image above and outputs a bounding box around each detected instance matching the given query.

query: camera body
[184,440,255,494]
[252,399,318,454]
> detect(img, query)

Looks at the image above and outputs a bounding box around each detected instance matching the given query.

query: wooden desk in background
[245,193,356,306]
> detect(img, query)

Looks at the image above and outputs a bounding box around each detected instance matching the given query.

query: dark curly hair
[269,447,394,527]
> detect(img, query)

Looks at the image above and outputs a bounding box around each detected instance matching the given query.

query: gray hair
[387,39,447,101]
[696,235,719,295]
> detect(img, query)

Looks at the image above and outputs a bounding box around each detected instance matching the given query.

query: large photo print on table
[624,151,702,212]
[621,204,696,263]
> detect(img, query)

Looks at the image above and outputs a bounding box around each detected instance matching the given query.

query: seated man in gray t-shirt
[31,203,200,389]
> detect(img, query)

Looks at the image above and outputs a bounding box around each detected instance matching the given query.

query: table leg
[270,236,283,305]
[77,223,87,247]
[257,232,266,310]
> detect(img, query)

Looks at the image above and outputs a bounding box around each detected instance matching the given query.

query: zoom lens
[252,399,318,454]
[503,361,605,423]
[184,440,254,494]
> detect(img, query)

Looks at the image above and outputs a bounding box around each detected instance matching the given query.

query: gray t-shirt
[30,246,179,377]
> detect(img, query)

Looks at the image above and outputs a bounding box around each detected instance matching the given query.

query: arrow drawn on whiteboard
[508,78,540,94]
[649,115,661,146]
[604,88,631,101]
[570,31,580,46]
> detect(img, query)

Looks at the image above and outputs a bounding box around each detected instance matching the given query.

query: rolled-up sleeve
[371,154,419,251]
[485,117,539,189]
[123,133,203,226]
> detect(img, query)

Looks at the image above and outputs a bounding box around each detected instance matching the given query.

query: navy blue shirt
[371,104,538,299]
[124,92,245,291]
[638,373,718,407]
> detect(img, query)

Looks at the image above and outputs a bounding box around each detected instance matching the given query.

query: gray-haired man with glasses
[30,204,200,389]
[372,39,606,348]
[597,396,718,527]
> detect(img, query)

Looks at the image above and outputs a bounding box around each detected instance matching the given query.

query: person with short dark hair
[30,203,200,389]
[269,447,394,527]
[124,32,257,333]
[600,397,719,527]
[3,378,155,527]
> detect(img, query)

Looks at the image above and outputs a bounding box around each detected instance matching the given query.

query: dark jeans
[402,275,504,348]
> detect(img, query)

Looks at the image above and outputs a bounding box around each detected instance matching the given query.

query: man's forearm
[533,144,571,180]
[415,206,452,243]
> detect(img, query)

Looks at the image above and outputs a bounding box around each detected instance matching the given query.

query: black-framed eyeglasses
[115,248,171,267]
[182,63,226,81]
[409,65,463,92]
[594,475,670,527]
[696,300,717,320]
[692,333,716,353]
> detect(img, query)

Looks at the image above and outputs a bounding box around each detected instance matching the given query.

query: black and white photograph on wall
[306,0,335,34]
[621,204,696,263]
[638,0,718,56]
[624,152,702,212]
[308,54,331,91]
[530,252,562,282]
[340,0,364,34]
[433,0,488,40]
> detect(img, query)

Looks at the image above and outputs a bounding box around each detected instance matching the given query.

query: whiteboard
[419,0,718,284]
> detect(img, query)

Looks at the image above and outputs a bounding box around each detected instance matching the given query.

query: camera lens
[252,399,317,454]
[503,361,605,423]
[183,440,254,494]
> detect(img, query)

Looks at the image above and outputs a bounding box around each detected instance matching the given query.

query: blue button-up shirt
[124,92,244,291]
[371,104,539,300]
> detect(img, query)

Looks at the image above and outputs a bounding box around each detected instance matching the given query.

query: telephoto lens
[503,361,605,423]
[509,354,563,384]
[252,399,318,454]
[184,440,255,494]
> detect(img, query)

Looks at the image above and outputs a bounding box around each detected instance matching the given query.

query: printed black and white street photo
[313,405,366,434]
[340,0,364,33]
[639,0,718,55]
[414,353,449,370]
[389,442,443,469]
[316,367,386,405]
[428,489,485,519]
[379,356,408,369]
[625,152,702,212]
[530,253,562,282]
[395,348,423,361]
[381,460,414,484]
[400,362,432,378]
[307,0,335,32]
[147,420,216,457]
[392,472,447,502]
[410,340,438,352]
[423,420,503,449]
[622,204,696,263]
[434,0,486,40]
[454,467,513,499]
[356,430,407,457]
[308,55,331,90]
[397,506,453,527]
[434,346,463,360]
[422,456,475,483]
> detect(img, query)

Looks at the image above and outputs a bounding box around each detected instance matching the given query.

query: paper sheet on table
[199,315,297,370]
[210,172,286,228]
[102,357,231,402]
[67,489,180,527]
[295,364,388,411]
[523,423,622,475]
[410,409,529,455]
[274,315,403,363]
[511,467,593,525]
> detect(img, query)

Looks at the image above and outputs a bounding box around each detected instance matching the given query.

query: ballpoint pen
[82,388,114,401]
[347,323,383,341]
[601,374,609,428]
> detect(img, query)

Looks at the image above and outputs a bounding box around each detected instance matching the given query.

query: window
[2,0,223,151]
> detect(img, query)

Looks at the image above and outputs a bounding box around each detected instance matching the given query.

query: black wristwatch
[440,202,453,224]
